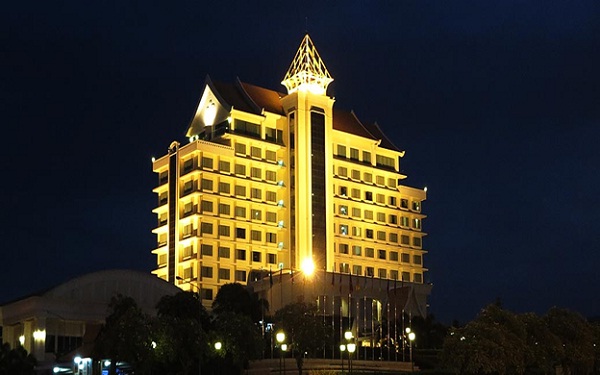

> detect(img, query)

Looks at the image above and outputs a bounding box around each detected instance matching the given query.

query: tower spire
[281,34,333,95]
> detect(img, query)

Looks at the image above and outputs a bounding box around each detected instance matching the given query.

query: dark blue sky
[2,1,599,324]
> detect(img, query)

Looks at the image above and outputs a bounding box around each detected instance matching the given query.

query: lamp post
[176,276,203,375]
[281,343,287,375]
[214,341,222,375]
[339,344,346,374]
[276,331,286,375]
[405,327,416,372]
[344,331,354,375]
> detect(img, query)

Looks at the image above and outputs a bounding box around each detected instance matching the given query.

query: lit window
[219,182,230,194]
[352,245,361,256]
[219,160,230,172]
[352,265,362,275]
[337,145,346,157]
[339,244,349,254]
[235,164,246,176]
[339,205,348,215]
[340,224,348,235]
[365,248,374,258]
[202,157,213,169]
[235,185,246,197]
[412,201,421,212]
[201,178,213,191]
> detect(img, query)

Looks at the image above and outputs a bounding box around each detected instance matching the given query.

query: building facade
[151,35,430,316]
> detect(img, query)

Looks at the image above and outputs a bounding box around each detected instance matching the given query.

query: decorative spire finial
[281,34,333,95]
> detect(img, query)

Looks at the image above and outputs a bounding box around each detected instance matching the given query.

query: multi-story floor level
[151,35,430,314]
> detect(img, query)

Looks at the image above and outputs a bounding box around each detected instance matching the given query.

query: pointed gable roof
[281,34,333,95]
[333,108,402,152]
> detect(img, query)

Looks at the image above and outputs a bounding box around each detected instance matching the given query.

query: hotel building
[151,35,430,316]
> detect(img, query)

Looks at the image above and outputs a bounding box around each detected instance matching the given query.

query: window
[251,146,261,158]
[219,182,230,194]
[400,199,409,209]
[339,244,349,254]
[235,143,246,155]
[412,201,421,211]
[201,244,213,256]
[159,213,167,226]
[365,267,374,277]
[252,251,261,262]
[235,206,246,218]
[201,288,213,300]
[364,173,372,183]
[219,268,230,280]
[236,228,246,239]
[364,210,373,220]
[184,159,194,173]
[366,229,373,239]
[378,268,387,278]
[401,216,409,227]
[378,249,386,260]
[362,151,371,163]
[159,192,168,205]
[266,170,276,181]
[182,245,194,259]
[365,191,373,201]
[158,254,167,266]
[159,171,168,184]
[389,215,398,225]
[376,176,385,185]
[365,248,374,258]
[339,263,350,273]
[351,189,360,199]
[218,225,230,237]
[401,253,410,263]
[377,231,386,241]
[376,194,385,204]
[390,270,399,280]
[266,232,277,243]
[183,267,194,280]
[401,235,410,245]
[235,185,246,197]
[266,150,276,161]
[266,191,277,202]
[266,211,277,223]
[201,222,213,234]
[251,230,262,241]
[337,145,346,157]
[413,273,423,283]
[183,180,193,195]
[218,204,230,216]
[201,200,213,213]
[352,245,361,256]
[265,127,277,142]
[251,188,262,200]
[235,164,246,175]
[388,178,397,188]
[339,224,348,235]
[413,218,421,230]
[201,266,213,278]
[202,157,213,169]
[389,196,397,206]
[219,160,230,172]
[402,272,410,282]
[339,186,347,196]
[413,237,422,247]
[351,208,361,218]
[339,205,348,215]
[235,270,247,282]
[351,169,360,180]
[390,251,399,261]
[338,166,347,177]
[182,224,193,238]
[350,148,359,160]
[236,249,246,260]
[251,167,262,179]
[352,265,362,275]
[268,253,277,264]
[413,255,422,265]
[377,212,386,222]
[352,227,361,237]
[201,178,213,191]
[251,209,262,220]
[389,233,398,243]
[183,202,194,216]
[218,246,230,258]
[376,155,395,169]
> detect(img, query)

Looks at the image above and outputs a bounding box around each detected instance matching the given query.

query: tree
[519,312,563,374]
[0,343,36,375]
[274,302,330,375]
[92,294,153,375]
[545,307,595,374]
[212,282,268,322]
[212,311,264,374]
[153,291,209,375]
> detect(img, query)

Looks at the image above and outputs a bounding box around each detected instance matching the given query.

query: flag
[349,273,354,294]
[269,268,273,287]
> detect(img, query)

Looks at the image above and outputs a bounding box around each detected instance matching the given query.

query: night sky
[2,1,599,324]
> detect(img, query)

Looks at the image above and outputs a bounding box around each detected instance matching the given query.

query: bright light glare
[276,331,286,343]
[408,332,416,341]
[347,343,356,353]
[18,335,25,346]
[301,258,315,276]
[74,356,82,364]
[214,341,222,350]
[344,331,353,340]
[33,329,46,341]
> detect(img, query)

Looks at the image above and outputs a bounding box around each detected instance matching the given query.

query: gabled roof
[332,108,402,152]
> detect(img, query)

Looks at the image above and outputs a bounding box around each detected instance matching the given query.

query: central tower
[280,35,335,273]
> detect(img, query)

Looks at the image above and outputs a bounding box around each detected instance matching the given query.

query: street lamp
[347,343,356,375]
[281,343,287,375]
[406,328,416,372]
[276,331,286,375]
[339,344,346,374]
[214,342,222,375]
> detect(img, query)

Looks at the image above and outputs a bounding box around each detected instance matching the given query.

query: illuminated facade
[151,35,430,313]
